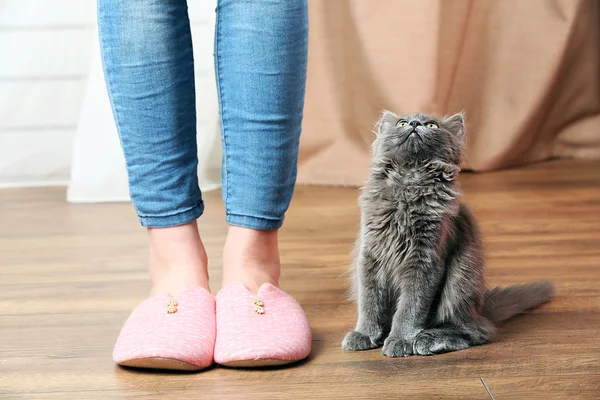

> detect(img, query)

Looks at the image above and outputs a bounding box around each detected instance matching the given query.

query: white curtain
[67,2,221,203]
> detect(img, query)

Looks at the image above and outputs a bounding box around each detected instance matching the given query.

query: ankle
[148,221,210,295]
[222,226,281,293]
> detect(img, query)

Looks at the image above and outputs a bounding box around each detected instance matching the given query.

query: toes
[382,337,414,357]
[413,332,435,356]
[342,331,377,351]
[412,331,471,355]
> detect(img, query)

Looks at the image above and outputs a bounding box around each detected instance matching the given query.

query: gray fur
[342,111,555,357]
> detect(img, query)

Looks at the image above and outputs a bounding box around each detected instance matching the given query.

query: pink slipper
[214,282,312,367]
[113,286,215,371]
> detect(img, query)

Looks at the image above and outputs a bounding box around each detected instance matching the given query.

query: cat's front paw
[413,330,470,356]
[342,330,378,351]
[382,336,414,357]
[412,331,437,356]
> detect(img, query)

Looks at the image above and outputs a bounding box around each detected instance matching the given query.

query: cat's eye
[396,120,408,127]
[426,122,439,129]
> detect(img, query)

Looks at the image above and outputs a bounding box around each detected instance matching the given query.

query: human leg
[98,0,208,295]
[214,0,309,293]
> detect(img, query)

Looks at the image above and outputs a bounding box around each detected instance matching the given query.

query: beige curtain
[298,0,600,186]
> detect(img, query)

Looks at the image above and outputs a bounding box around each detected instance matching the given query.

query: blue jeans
[97,0,308,230]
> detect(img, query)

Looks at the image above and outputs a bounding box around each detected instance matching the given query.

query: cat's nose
[409,121,421,128]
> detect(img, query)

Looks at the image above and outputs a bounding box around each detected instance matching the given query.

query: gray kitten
[342,111,554,357]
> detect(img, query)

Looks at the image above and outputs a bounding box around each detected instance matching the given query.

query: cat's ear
[376,110,398,135]
[445,113,465,139]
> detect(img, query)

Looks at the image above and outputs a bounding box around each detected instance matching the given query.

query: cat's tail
[483,280,555,325]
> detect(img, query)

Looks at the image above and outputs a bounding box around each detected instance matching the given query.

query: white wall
[0,0,219,191]
[0,1,96,187]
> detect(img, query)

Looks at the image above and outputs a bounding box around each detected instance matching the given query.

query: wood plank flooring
[0,159,599,399]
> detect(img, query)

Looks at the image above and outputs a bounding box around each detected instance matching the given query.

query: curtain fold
[298,0,600,186]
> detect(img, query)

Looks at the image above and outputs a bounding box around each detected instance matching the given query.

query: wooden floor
[1,159,599,399]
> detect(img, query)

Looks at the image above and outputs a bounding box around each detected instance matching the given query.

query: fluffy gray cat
[342,111,554,357]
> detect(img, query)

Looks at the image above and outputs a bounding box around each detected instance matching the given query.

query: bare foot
[221,226,281,293]
[148,220,210,296]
